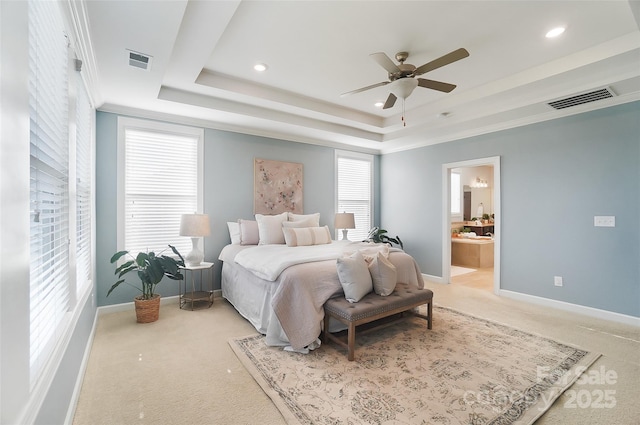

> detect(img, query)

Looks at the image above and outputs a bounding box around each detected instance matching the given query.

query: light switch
[594,216,615,227]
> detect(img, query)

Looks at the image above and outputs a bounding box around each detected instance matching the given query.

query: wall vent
[127,49,152,71]
[547,87,615,110]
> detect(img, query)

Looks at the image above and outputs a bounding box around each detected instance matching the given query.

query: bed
[219,237,425,350]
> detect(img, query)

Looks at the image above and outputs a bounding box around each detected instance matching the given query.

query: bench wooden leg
[347,322,356,361]
[323,313,330,344]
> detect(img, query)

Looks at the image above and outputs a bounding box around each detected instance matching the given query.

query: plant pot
[134,294,161,323]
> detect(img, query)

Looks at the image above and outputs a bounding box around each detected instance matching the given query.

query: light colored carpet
[229,306,599,425]
[73,281,640,425]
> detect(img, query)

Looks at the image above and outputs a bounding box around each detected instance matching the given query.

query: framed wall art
[254,158,303,214]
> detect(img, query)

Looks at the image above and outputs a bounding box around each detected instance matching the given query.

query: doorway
[442,157,501,293]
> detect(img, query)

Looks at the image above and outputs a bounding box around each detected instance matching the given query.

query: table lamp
[334,212,355,241]
[179,213,211,266]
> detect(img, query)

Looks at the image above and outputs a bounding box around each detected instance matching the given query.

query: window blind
[336,152,373,241]
[75,72,92,294]
[28,0,70,386]
[123,128,199,257]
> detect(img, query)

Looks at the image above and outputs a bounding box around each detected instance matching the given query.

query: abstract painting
[254,158,303,214]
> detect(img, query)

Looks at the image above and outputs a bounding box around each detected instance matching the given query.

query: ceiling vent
[547,87,616,110]
[127,49,152,71]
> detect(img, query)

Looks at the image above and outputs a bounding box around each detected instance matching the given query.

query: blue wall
[381,101,640,317]
[95,112,380,306]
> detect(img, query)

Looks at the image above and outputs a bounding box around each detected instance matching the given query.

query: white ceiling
[72,1,640,154]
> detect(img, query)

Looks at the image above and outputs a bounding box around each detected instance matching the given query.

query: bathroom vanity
[451,237,494,268]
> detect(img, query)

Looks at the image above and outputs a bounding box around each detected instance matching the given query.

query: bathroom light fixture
[179,213,211,266]
[374,101,384,108]
[472,177,488,188]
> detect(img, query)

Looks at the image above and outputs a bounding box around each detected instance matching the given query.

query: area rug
[229,306,599,425]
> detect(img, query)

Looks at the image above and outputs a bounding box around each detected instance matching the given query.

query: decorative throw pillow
[282,217,318,228]
[227,222,241,244]
[287,212,320,227]
[369,252,397,296]
[283,226,332,247]
[238,219,259,245]
[255,212,288,245]
[336,251,373,303]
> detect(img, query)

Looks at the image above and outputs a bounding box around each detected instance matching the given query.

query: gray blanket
[271,251,425,350]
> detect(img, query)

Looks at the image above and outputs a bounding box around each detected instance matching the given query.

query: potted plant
[108,245,185,323]
[364,227,404,249]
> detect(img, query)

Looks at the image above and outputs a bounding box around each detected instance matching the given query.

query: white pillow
[283,226,332,247]
[255,212,288,245]
[288,212,320,227]
[227,222,241,244]
[282,217,318,228]
[336,251,373,303]
[369,252,397,296]
[238,219,259,245]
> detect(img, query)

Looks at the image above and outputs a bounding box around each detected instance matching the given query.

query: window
[335,150,373,241]
[118,118,203,258]
[451,172,461,215]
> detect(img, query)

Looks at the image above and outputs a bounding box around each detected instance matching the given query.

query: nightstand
[179,262,214,310]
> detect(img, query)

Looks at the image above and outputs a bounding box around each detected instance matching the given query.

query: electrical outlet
[594,216,615,227]
[554,276,563,287]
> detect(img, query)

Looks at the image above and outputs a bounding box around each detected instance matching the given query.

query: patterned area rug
[229,306,599,425]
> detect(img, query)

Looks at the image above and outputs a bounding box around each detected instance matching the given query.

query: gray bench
[323,282,433,361]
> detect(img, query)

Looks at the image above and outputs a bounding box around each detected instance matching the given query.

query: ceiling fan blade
[340,81,390,97]
[382,93,397,109]
[370,52,401,74]
[414,48,469,76]
[417,78,457,93]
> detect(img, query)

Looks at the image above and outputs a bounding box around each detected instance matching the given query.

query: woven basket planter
[134,294,161,323]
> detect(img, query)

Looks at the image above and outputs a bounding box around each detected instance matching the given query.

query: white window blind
[75,72,92,294]
[28,0,70,386]
[122,126,201,257]
[336,151,373,241]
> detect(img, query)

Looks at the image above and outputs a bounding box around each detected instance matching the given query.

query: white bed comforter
[221,241,425,350]
[233,240,391,281]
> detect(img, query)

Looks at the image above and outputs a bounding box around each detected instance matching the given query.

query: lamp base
[341,229,350,241]
[184,237,203,266]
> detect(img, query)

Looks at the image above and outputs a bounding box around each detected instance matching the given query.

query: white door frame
[441,156,501,293]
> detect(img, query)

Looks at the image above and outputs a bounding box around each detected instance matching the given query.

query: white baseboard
[97,290,223,316]
[499,289,640,327]
[423,273,444,284]
[423,273,639,327]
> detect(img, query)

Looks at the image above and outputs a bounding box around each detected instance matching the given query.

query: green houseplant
[364,227,404,249]
[108,245,185,323]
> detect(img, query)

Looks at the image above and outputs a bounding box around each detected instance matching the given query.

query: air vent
[547,87,615,110]
[127,49,152,71]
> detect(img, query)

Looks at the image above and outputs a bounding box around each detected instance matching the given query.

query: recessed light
[254,63,268,72]
[374,101,384,108]
[545,26,566,38]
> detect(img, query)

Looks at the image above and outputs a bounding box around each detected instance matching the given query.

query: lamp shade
[334,212,355,229]
[179,214,211,237]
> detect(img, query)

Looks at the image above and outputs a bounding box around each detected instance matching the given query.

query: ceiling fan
[341,48,470,110]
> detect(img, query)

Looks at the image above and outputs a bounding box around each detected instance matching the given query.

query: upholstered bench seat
[323,282,433,361]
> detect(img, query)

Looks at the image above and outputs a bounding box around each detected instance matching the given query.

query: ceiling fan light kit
[342,48,470,125]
